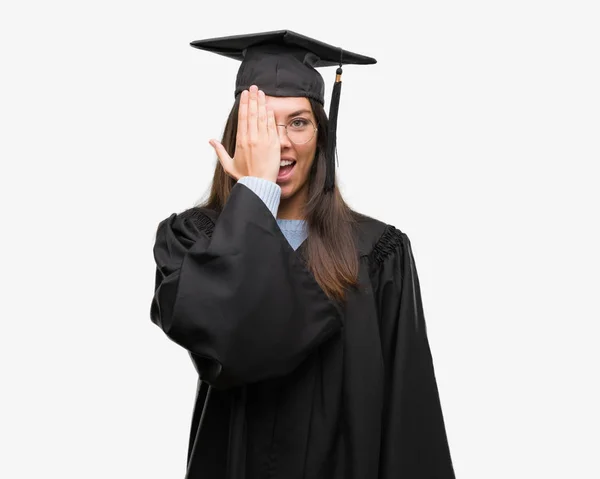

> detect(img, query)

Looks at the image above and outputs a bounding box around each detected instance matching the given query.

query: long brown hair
[198,96,359,303]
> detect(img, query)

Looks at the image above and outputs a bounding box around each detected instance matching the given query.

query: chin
[279,178,309,201]
[279,184,295,199]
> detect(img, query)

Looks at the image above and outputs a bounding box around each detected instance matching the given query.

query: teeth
[280,160,294,167]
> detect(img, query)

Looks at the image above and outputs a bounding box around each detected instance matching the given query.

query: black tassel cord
[325,66,342,192]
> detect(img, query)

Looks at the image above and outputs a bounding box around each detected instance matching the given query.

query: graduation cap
[190,30,377,192]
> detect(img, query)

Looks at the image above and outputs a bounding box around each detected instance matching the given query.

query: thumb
[209,139,238,180]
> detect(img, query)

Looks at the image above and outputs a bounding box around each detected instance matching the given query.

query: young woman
[151,30,455,479]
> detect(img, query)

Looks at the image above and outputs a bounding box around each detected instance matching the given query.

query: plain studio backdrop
[1,0,598,477]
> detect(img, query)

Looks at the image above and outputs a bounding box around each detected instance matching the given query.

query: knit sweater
[237,176,308,251]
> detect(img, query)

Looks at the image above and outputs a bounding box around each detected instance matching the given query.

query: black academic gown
[151,183,455,479]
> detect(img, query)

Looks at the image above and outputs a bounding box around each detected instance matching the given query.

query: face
[265,95,318,200]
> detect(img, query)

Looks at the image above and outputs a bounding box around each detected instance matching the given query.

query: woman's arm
[150,182,341,389]
[371,226,455,478]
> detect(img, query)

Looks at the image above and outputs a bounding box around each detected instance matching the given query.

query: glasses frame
[275,118,318,145]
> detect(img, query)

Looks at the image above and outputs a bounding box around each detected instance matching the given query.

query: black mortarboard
[190,30,376,192]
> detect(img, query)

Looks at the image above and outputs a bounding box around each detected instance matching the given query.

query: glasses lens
[286,118,315,144]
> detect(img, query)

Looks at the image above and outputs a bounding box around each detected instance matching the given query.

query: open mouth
[277,160,296,181]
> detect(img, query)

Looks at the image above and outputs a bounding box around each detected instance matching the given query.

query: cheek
[297,144,317,171]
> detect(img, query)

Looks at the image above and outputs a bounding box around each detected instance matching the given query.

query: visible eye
[288,118,311,130]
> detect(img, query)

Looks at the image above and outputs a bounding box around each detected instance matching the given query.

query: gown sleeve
[370,226,455,478]
[150,183,342,389]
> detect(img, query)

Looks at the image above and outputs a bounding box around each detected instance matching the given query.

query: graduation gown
[150,183,455,478]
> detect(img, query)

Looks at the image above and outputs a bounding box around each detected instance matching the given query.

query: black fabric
[324,68,342,191]
[151,183,341,389]
[190,30,377,104]
[150,183,455,478]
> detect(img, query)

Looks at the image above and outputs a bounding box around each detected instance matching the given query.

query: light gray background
[2,0,599,477]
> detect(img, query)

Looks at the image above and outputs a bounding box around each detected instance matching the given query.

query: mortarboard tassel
[325,66,343,192]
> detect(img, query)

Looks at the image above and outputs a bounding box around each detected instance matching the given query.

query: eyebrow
[286,109,313,119]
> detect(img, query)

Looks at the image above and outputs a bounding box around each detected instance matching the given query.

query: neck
[277,185,308,220]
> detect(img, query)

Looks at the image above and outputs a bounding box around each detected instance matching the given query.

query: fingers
[209,139,238,180]
[248,85,258,142]
[231,85,278,181]
[237,90,248,141]
[267,109,278,143]
[257,89,267,131]
[240,85,270,143]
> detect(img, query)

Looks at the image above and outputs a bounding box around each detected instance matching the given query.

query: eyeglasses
[276,118,318,145]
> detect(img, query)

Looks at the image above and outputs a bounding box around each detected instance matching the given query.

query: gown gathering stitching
[368,225,403,266]
[181,207,216,237]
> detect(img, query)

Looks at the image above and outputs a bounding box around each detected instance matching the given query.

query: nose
[276,124,293,148]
